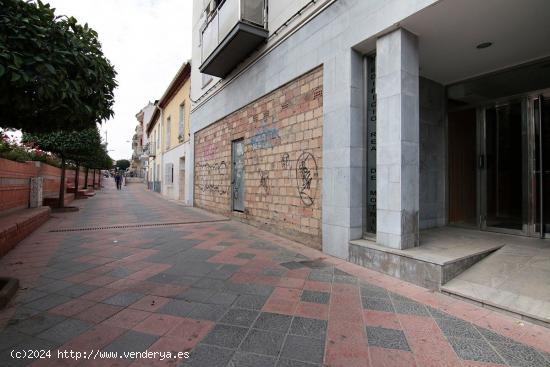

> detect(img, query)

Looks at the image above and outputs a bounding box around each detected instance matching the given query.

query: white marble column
[376,28,420,249]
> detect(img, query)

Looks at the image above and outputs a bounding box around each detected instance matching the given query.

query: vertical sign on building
[366,55,377,234]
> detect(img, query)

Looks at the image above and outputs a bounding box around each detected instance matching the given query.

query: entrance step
[441,242,550,326]
[349,227,512,290]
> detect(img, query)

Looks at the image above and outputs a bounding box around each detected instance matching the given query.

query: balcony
[200,0,267,78]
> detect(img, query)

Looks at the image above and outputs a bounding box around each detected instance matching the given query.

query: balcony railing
[200,0,267,78]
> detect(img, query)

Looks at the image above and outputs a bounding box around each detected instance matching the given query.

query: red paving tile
[165,318,214,348]
[49,298,96,317]
[2,182,549,367]
[363,310,402,330]
[132,313,185,336]
[128,295,171,312]
[74,303,124,323]
[369,346,417,367]
[102,308,151,329]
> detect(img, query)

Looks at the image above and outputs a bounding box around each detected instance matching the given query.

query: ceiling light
[476,42,493,49]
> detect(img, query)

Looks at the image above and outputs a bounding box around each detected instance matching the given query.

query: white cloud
[46,0,193,160]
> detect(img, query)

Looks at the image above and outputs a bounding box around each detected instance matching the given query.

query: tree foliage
[0,0,117,133]
[115,159,130,171]
[22,127,102,159]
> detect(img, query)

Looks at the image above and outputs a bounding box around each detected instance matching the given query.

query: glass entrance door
[533,94,550,237]
[480,100,528,234]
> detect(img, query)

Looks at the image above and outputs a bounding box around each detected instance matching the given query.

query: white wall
[161,142,191,204]
[190,0,331,102]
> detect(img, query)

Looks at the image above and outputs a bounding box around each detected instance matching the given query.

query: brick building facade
[194,67,323,248]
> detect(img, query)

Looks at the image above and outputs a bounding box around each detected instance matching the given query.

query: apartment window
[165,163,174,184]
[178,103,185,142]
[165,117,171,149]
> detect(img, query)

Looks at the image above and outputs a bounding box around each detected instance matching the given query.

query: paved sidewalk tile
[1,182,549,367]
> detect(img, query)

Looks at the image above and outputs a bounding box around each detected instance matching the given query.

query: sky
[46,0,193,160]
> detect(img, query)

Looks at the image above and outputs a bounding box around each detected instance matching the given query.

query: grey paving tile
[104,330,158,358]
[426,306,457,320]
[103,291,144,307]
[37,318,93,344]
[185,344,235,367]
[491,341,548,367]
[366,326,410,351]
[299,260,332,269]
[206,266,241,280]
[252,312,293,334]
[300,290,330,305]
[14,289,49,304]
[360,284,391,299]
[239,329,285,356]
[1,336,59,366]
[229,351,277,367]
[60,284,98,298]
[542,351,550,363]
[225,282,273,297]
[262,268,286,277]
[448,336,504,364]
[235,253,256,259]
[12,313,66,335]
[207,291,239,306]
[158,300,196,317]
[476,326,516,344]
[176,288,217,303]
[233,294,269,310]
[187,303,230,322]
[220,309,259,327]
[33,280,74,293]
[333,275,358,284]
[281,335,325,364]
[280,262,306,270]
[333,269,352,276]
[0,328,28,350]
[277,359,321,367]
[392,301,429,316]
[193,278,227,290]
[201,324,248,349]
[362,297,394,312]
[25,294,72,311]
[435,318,483,340]
[289,317,327,339]
[307,271,333,283]
[148,273,199,286]
[107,267,134,278]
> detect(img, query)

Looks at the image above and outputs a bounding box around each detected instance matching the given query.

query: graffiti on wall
[197,160,228,196]
[202,144,218,160]
[250,118,280,150]
[258,169,270,195]
[281,153,291,170]
[296,152,318,207]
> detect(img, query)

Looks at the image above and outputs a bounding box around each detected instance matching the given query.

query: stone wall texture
[194,67,323,248]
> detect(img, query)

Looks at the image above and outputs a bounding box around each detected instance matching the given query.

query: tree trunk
[99,171,101,188]
[92,169,96,189]
[84,167,89,190]
[59,157,66,208]
[74,164,80,196]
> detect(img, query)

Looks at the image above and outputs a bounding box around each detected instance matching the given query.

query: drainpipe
[153,103,164,194]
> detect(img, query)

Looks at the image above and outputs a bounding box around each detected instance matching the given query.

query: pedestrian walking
[115,171,122,190]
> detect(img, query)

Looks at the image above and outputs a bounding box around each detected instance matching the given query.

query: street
[0,180,548,367]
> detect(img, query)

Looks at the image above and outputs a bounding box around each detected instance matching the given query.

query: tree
[22,128,102,207]
[82,144,112,189]
[0,0,117,133]
[116,159,130,171]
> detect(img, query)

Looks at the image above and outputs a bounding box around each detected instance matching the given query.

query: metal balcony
[200,0,267,78]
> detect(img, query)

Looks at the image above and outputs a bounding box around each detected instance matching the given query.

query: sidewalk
[0,181,548,366]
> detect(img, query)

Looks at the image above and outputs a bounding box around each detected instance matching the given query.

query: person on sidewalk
[115,171,122,190]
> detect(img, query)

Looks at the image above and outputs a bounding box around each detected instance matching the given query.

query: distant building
[133,102,155,180]
[146,62,192,202]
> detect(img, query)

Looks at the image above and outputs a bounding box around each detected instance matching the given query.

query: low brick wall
[0,158,101,211]
[0,207,50,257]
[194,67,323,248]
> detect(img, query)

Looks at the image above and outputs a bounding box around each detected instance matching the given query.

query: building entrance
[449,91,550,237]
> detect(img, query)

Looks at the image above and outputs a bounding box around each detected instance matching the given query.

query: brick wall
[0,158,100,211]
[194,67,323,248]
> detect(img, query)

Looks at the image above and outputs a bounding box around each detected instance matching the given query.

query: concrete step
[441,242,550,327]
